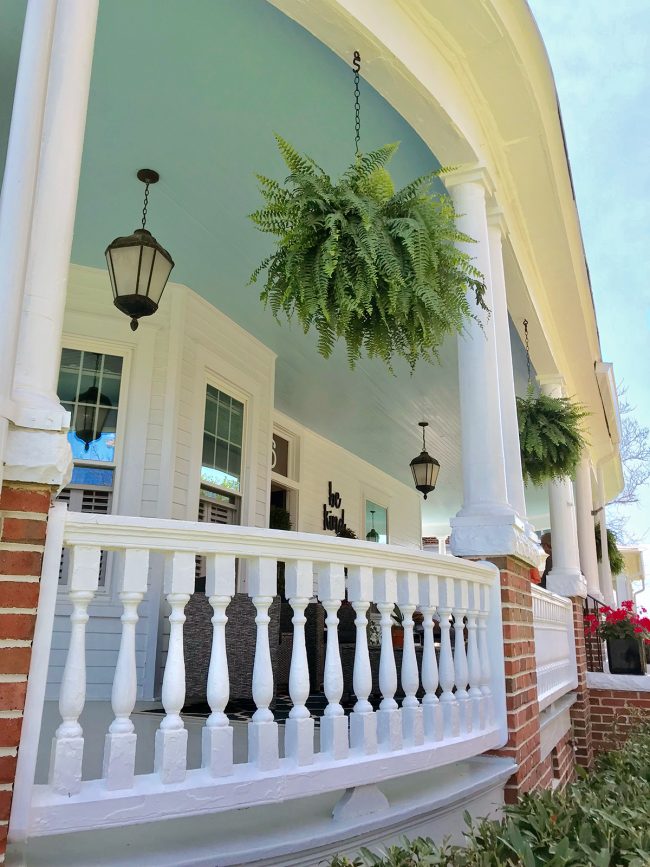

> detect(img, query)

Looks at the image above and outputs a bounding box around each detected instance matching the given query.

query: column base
[349,710,377,755]
[201,724,233,777]
[103,731,136,790]
[154,727,188,784]
[4,424,72,489]
[248,720,279,770]
[285,716,314,766]
[321,713,349,760]
[450,512,545,570]
[546,568,587,599]
[49,735,83,795]
[376,707,402,751]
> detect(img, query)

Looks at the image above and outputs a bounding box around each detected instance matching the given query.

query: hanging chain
[353,50,361,154]
[141,183,150,230]
[523,318,531,385]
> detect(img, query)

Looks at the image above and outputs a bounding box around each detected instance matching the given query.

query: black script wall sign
[323,481,348,533]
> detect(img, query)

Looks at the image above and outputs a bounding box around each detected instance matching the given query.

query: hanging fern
[595,524,625,576]
[516,386,588,485]
[250,136,487,370]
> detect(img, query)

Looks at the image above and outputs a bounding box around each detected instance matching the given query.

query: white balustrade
[397,571,423,745]
[374,569,400,751]
[532,585,578,710]
[19,513,507,840]
[319,563,348,760]
[419,574,443,741]
[103,548,149,790]
[285,559,315,766]
[49,545,100,795]
[202,553,235,777]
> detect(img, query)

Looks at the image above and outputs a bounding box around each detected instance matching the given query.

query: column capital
[487,207,508,237]
[443,164,495,196]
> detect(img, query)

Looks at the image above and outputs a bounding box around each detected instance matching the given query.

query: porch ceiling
[0,0,549,532]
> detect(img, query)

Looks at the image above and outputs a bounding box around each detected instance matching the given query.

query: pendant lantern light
[105,169,174,331]
[410,421,440,500]
[366,509,379,543]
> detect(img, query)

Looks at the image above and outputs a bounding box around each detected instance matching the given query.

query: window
[56,348,124,587]
[196,385,244,589]
[365,500,388,544]
[201,385,244,493]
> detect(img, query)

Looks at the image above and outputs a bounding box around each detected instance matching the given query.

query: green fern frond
[250,137,487,369]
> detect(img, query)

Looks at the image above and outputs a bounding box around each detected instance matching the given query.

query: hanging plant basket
[250,136,487,370]
[516,385,588,485]
[595,524,625,576]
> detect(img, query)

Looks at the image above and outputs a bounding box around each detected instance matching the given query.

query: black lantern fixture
[410,421,440,500]
[105,169,175,331]
[366,510,379,543]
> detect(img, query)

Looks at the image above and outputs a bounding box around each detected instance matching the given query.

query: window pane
[202,433,216,466]
[60,348,81,370]
[102,355,123,375]
[58,371,79,403]
[228,444,241,478]
[81,352,102,374]
[99,374,120,405]
[204,394,218,433]
[71,466,114,487]
[366,500,388,544]
[215,438,229,472]
[230,401,244,444]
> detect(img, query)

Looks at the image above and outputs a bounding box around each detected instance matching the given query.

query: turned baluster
[438,577,460,738]
[466,581,482,730]
[49,545,100,795]
[347,565,377,755]
[374,569,400,751]
[453,578,471,733]
[248,556,279,770]
[477,583,493,724]
[398,570,423,745]
[103,548,149,790]
[420,574,442,741]
[319,563,348,760]
[154,551,194,784]
[285,559,314,766]
[202,553,235,777]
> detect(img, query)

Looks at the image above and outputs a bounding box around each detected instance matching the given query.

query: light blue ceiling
[0,0,547,531]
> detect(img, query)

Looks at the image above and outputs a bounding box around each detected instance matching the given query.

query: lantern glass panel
[107,244,142,296]
[149,249,174,304]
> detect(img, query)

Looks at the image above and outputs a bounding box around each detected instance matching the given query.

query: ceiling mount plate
[137,168,160,185]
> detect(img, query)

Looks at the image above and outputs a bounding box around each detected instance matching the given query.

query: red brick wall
[569,597,594,769]
[486,556,545,802]
[0,483,51,859]
[589,689,650,753]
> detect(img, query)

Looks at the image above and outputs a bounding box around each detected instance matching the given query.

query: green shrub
[327,718,650,866]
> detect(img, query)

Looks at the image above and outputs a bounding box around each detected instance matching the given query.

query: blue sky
[529,1,650,584]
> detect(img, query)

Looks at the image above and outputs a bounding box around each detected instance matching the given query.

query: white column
[10,0,99,437]
[487,212,527,519]
[597,467,616,607]
[445,170,543,567]
[541,378,587,598]
[574,456,602,600]
[0,0,57,486]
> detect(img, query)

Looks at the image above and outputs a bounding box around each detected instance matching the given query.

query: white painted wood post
[285,559,315,766]
[466,582,483,731]
[438,578,460,737]
[319,563,348,760]
[398,571,423,745]
[374,569,401,751]
[347,565,377,755]
[419,574,442,741]
[154,551,194,784]
[103,548,149,790]
[49,545,100,795]
[453,579,471,733]
[477,584,493,724]
[248,557,279,771]
[202,553,235,777]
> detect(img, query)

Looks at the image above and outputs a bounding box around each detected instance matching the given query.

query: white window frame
[362,490,390,545]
